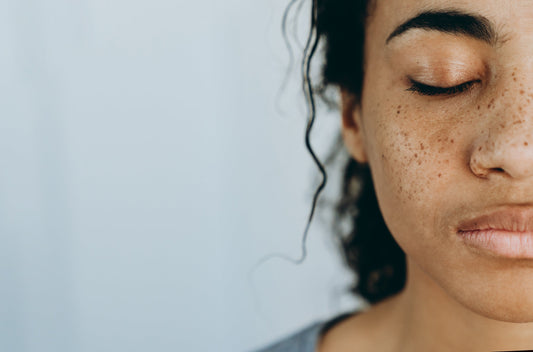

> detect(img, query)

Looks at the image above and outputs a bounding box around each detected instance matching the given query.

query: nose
[470,120,533,180]
[470,53,533,180]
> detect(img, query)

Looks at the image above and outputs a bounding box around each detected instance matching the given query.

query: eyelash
[406,79,480,96]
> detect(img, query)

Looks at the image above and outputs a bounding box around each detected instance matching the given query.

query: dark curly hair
[298,0,407,305]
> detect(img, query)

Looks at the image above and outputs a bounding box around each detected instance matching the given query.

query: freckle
[500,123,505,128]
[478,146,482,151]
[477,105,481,110]
[525,142,529,146]
[438,173,442,178]
[414,153,418,158]
[512,72,516,76]
[521,90,525,95]
[397,110,400,114]
[417,160,422,165]
[420,143,424,150]
[450,139,454,143]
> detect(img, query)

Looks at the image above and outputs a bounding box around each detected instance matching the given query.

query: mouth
[457,207,533,259]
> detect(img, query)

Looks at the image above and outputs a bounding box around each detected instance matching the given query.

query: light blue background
[1,0,362,351]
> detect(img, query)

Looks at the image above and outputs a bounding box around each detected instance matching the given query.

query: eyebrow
[386,10,497,45]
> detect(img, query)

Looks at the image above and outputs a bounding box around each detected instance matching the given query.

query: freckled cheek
[368,136,459,251]
[367,125,454,208]
[379,143,426,205]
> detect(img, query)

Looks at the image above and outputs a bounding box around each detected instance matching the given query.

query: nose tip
[470,138,533,180]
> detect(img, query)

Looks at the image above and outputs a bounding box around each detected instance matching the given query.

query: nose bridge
[510,55,533,95]
[469,68,533,179]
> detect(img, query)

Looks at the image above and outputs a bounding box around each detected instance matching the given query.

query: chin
[419,252,533,324]
[469,301,533,323]
[450,273,533,323]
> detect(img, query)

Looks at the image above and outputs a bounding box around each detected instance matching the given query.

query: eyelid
[406,79,480,96]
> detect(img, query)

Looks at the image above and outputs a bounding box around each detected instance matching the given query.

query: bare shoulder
[317,294,403,352]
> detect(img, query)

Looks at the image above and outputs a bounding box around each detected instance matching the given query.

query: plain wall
[1,0,363,351]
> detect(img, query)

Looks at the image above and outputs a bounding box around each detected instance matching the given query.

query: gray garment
[253,312,356,352]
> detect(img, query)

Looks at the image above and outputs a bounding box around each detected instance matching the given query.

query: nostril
[470,138,533,179]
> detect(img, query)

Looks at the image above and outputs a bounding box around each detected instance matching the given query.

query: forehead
[368,0,533,45]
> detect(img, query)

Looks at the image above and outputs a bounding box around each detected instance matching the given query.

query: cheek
[362,103,472,244]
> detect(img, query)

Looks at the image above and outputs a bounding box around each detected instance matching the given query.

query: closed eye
[406,79,480,96]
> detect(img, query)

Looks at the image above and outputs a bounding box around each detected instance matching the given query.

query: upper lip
[457,207,533,233]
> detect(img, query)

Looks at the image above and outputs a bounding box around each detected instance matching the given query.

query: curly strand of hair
[249,0,324,276]
[275,0,300,114]
[299,0,326,265]
[247,0,325,321]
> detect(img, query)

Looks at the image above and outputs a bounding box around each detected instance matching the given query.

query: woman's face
[343,0,533,322]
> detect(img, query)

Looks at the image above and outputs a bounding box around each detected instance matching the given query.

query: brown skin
[320,1,533,351]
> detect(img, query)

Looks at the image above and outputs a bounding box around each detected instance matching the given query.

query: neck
[393,257,533,352]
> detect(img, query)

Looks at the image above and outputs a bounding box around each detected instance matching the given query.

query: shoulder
[319,294,402,352]
[254,293,403,352]
[252,321,325,352]
[251,312,356,352]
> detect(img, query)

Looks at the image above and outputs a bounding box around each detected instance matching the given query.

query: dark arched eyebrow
[386,10,498,45]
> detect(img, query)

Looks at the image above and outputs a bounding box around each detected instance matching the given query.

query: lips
[457,207,533,258]
[457,207,533,233]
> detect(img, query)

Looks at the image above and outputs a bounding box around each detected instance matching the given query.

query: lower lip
[458,229,533,259]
